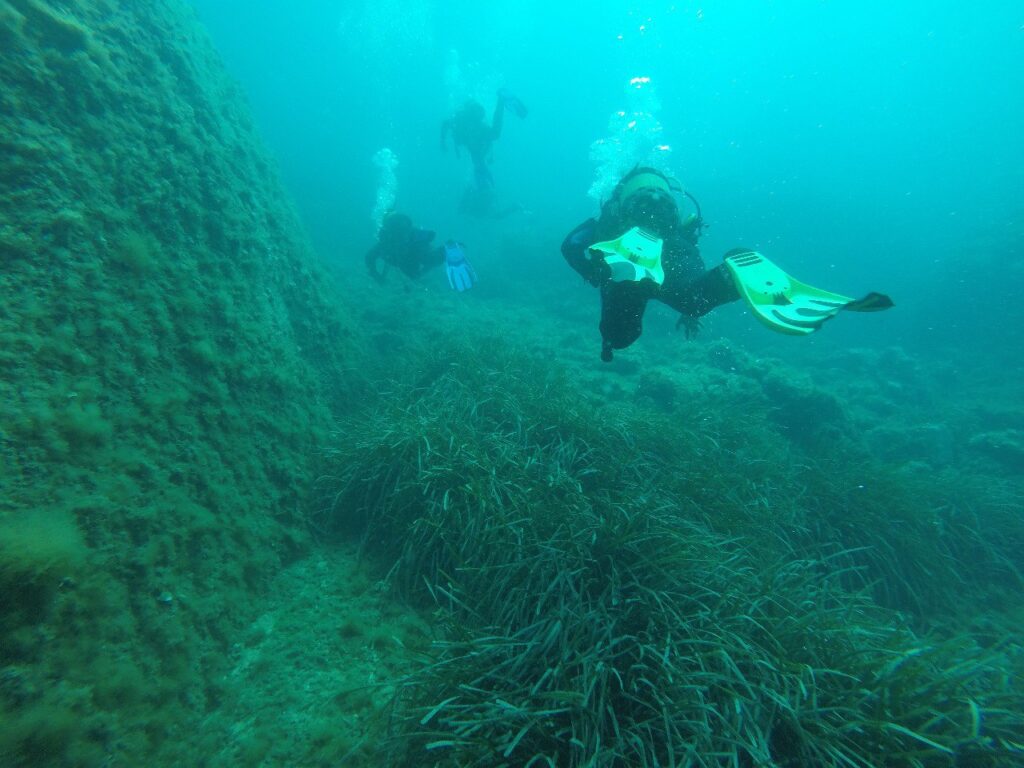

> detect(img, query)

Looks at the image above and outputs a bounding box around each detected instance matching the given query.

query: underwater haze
[195,0,1024,355]
[2,0,1023,766]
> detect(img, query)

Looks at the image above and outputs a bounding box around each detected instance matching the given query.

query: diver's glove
[444,240,477,292]
[497,88,528,119]
[676,314,701,340]
[585,251,613,286]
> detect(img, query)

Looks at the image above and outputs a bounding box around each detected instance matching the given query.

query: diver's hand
[585,249,612,286]
[365,250,386,283]
[676,314,701,340]
[444,240,476,292]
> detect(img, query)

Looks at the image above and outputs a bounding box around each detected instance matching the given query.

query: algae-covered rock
[0,0,359,763]
[635,369,677,411]
[968,429,1024,469]
[865,421,957,467]
[758,368,851,447]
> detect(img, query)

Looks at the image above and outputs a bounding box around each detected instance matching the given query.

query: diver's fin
[498,88,528,119]
[588,227,665,285]
[723,250,893,335]
[843,291,894,312]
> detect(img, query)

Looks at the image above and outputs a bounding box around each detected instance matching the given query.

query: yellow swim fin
[588,227,665,285]
[724,249,893,335]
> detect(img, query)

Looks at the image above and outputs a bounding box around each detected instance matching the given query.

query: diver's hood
[608,167,683,237]
[381,211,412,235]
[379,212,417,248]
[616,168,679,206]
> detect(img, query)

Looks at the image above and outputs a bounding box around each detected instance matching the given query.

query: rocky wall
[0,1,358,763]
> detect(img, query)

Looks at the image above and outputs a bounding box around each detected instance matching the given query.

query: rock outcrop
[1,1,357,763]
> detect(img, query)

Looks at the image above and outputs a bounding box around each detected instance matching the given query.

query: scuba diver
[366,211,476,292]
[562,167,893,362]
[441,88,528,214]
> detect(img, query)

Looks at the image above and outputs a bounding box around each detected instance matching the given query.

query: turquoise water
[196,0,1024,357]
[1,1,1021,765]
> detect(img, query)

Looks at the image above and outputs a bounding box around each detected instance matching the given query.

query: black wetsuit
[562,212,738,360]
[366,214,442,281]
[441,98,509,191]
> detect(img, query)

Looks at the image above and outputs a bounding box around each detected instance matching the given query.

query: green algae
[0,510,87,628]
[0,0,364,764]
[321,334,1024,766]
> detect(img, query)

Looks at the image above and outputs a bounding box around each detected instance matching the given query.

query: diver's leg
[472,158,493,189]
[660,264,739,318]
[490,97,506,140]
[414,244,445,275]
[599,283,651,361]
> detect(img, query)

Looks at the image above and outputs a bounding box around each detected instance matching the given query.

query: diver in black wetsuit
[366,212,477,292]
[365,212,439,281]
[561,167,739,362]
[441,89,528,216]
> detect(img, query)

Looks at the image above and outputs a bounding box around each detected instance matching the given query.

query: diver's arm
[441,120,463,158]
[489,98,506,141]
[561,218,609,287]
[365,245,386,282]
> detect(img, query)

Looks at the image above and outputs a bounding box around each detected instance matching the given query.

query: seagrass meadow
[2,1,1024,767]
